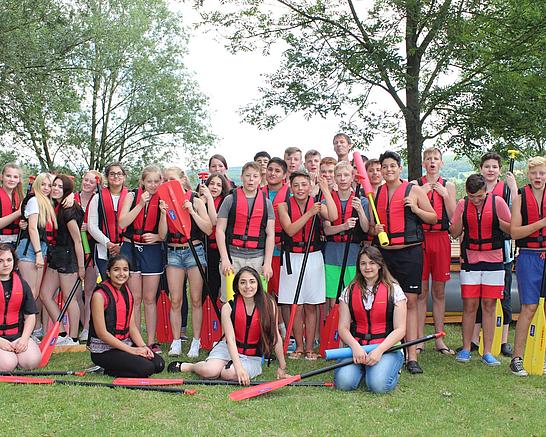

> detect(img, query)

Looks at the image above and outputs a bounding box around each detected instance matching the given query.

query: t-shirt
[267,188,292,257]
[87,192,122,260]
[340,282,406,309]
[451,196,511,264]
[217,191,275,259]
[0,276,38,341]
[54,204,84,248]
[23,196,39,218]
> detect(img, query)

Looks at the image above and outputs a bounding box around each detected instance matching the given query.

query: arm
[319,178,338,221]
[272,302,287,379]
[496,197,512,234]
[118,191,144,229]
[510,195,546,239]
[188,197,213,236]
[26,213,44,269]
[221,303,250,385]
[435,181,457,220]
[199,185,218,226]
[216,217,233,275]
[11,313,36,353]
[449,200,464,238]
[66,218,85,280]
[87,195,110,247]
[158,200,168,240]
[0,209,21,229]
[353,197,369,233]
[262,219,275,280]
[278,202,321,237]
[337,300,367,364]
[408,185,437,224]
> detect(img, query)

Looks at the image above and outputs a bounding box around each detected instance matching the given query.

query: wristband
[35,250,41,254]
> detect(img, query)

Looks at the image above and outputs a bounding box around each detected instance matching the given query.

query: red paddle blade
[319,304,340,358]
[157,180,191,238]
[113,377,185,386]
[229,375,302,401]
[0,376,54,384]
[38,321,60,368]
[156,289,173,343]
[200,295,222,350]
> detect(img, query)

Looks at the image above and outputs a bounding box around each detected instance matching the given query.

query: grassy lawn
[1,325,545,437]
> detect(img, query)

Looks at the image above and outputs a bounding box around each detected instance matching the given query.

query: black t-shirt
[1,275,38,341]
[55,204,84,247]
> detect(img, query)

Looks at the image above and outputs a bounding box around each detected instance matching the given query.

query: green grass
[1,325,545,437]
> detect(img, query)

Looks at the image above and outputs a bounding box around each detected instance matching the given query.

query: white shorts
[206,340,263,379]
[278,251,326,305]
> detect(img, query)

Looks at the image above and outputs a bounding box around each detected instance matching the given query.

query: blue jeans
[334,350,404,393]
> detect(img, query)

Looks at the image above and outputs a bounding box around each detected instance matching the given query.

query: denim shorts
[167,243,207,270]
[120,242,164,275]
[15,239,48,263]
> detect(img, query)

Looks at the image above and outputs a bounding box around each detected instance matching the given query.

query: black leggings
[91,350,165,377]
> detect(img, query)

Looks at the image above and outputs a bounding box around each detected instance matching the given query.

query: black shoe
[167,361,184,373]
[406,360,423,374]
[501,343,513,357]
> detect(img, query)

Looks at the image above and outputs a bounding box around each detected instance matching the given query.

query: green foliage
[0,0,214,175]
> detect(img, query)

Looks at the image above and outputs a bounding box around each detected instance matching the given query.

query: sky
[175,2,389,168]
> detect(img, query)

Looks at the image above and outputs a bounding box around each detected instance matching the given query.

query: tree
[0,0,214,173]
[199,0,543,178]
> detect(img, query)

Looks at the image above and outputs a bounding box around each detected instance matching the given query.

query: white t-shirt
[24,197,39,218]
[340,282,406,310]
[87,192,122,260]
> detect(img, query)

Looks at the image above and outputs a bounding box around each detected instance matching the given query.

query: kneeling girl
[88,255,164,377]
[335,245,407,393]
[169,267,287,385]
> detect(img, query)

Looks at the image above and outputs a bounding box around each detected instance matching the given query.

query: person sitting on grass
[168,267,288,384]
[334,245,407,393]
[0,244,41,371]
[88,255,165,377]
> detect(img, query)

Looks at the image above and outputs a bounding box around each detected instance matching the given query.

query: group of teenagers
[0,133,545,394]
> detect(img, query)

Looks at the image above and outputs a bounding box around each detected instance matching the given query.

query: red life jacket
[283,196,322,253]
[208,196,224,250]
[89,280,133,341]
[375,181,424,245]
[123,188,160,243]
[418,176,449,231]
[98,187,128,244]
[47,204,61,246]
[462,193,504,257]
[326,190,365,243]
[348,282,393,345]
[516,185,546,249]
[262,184,291,245]
[230,295,262,356]
[0,188,20,235]
[0,272,25,337]
[491,180,506,198]
[227,188,267,249]
[167,191,204,244]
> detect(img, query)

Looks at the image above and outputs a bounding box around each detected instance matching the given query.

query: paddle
[0,365,102,377]
[157,180,222,349]
[156,273,174,344]
[283,189,322,354]
[38,254,93,367]
[353,151,389,246]
[0,375,195,394]
[113,377,333,387]
[319,183,361,358]
[523,254,546,375]
[478,299,503,356]
[230,332,444,401]
[15,175,35,248]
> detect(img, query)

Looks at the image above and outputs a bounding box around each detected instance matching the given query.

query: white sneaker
[187,338,200,358]
[32,327,44,338]
[57,337,80,347]
[79,328,89,342]
[168,339,182,356]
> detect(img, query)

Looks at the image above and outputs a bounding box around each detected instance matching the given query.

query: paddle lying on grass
[283,189,322,354]
[523,254,546,375]
[158,180,222,350]
[113,377,333,387]
[230,332,445,401]
[39,255,93,368]
[353,151,389,246]
[0,375,196,394]
[0,365,102,377]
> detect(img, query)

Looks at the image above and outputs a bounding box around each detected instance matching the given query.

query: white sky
[176,2,388,168]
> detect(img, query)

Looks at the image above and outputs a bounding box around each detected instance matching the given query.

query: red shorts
[422,231,451,282]
[268,255,281,297]
[460,262,504,299]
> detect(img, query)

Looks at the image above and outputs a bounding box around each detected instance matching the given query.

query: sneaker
[287,338,297,353]
[180,334,188,342]
[32,327,44,339]
[57,337,80,347]
[481,353,501,366]
[509,357,528,376]
[30,335,41,344]
[168,339,182,356]
[187,338,200,358]
[148,343,162,354]
[455,349,471,362]
[406,360,423,374]
[501,343,513,357]
[79,328,89,342]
